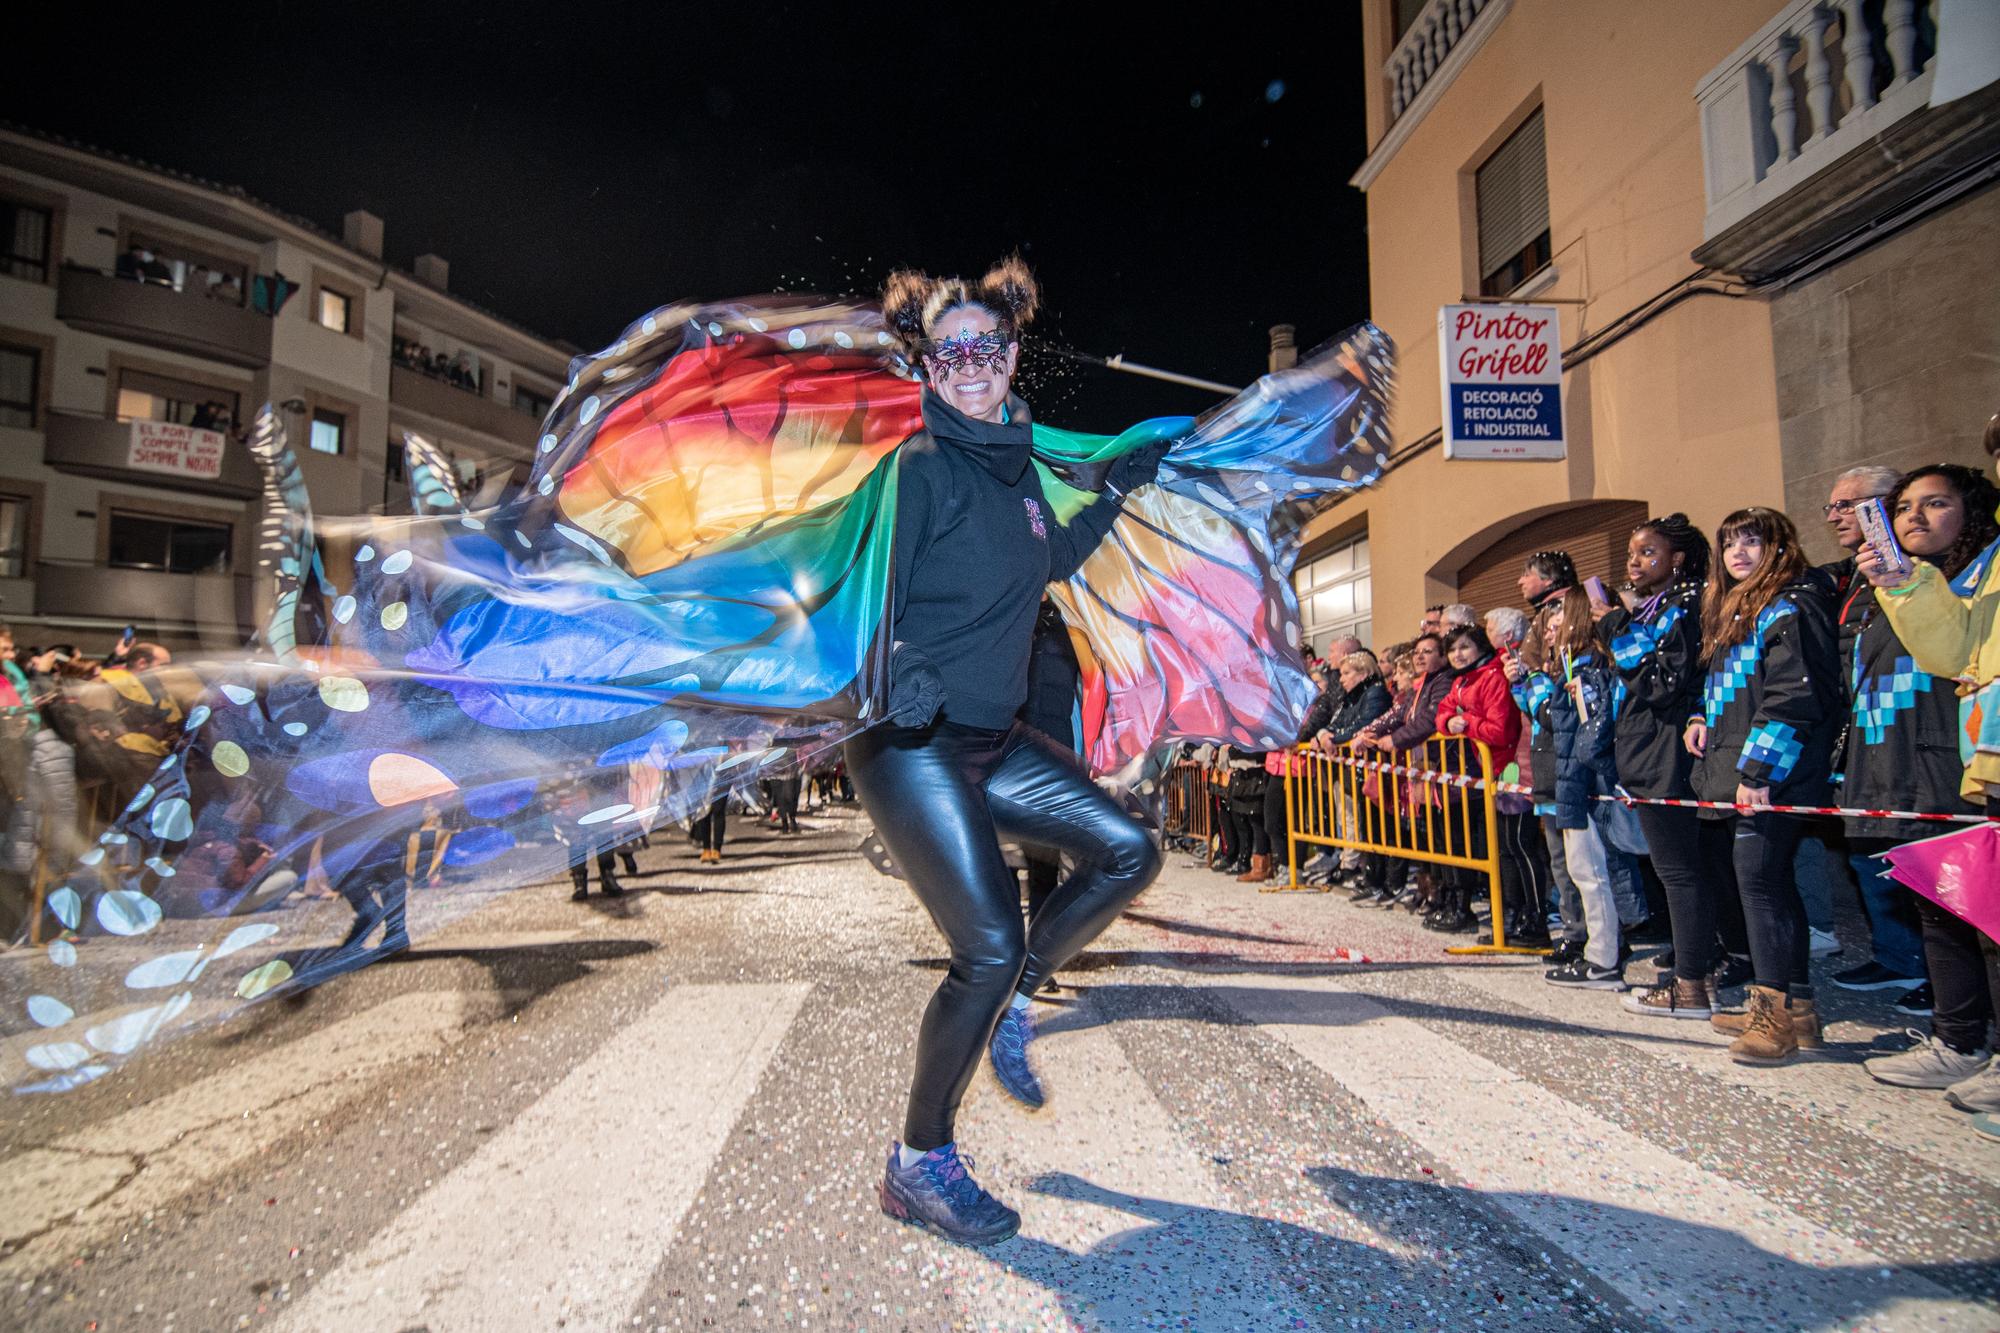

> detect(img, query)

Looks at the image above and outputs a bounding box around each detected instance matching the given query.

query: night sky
[4,2,1370,430]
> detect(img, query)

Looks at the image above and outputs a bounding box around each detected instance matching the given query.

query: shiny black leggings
[847,720,1163,1150]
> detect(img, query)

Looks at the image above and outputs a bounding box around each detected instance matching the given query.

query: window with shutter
[1476,108,1551,297]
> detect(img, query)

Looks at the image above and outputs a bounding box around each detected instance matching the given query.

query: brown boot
[1711,992,1822,1048]
[1727,985,1798,1065]
[1236,853,1273,884]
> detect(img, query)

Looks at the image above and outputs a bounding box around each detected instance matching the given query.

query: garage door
[1454,500,1649,613]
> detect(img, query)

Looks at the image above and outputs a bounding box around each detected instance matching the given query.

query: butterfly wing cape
[1,299,1391,1093]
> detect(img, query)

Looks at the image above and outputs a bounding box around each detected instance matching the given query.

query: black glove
[1104,438,1171,499]
[887,641,945,729]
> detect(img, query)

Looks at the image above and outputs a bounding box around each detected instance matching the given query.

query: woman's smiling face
[923,305,1017,424]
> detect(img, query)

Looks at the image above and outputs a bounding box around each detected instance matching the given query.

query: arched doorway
[1453,500,1648,611]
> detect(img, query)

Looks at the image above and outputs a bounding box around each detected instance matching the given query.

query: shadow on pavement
[977,1167,1999,1326]
[1011,979,1736,1056]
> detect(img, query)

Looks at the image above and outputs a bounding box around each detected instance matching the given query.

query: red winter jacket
[1434,654,1522,758]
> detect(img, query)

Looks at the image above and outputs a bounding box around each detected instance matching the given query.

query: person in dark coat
[1688,508,1841,1065]
[1604,515,1746,1021]
[1852,466,2000,1093]
[1293,650,1390,886]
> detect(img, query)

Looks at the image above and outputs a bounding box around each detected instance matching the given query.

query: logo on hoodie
[1023,497,1047,540]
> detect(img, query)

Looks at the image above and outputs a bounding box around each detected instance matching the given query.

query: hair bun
[880,268,935,347]
[977,254,1041,332]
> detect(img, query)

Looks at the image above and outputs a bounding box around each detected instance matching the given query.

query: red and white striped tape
[1302,752,1998,826]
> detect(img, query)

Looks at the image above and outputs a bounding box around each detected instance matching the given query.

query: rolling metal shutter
[1454,500,1649,614]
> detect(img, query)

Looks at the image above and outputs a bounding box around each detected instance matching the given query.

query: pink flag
[1881,824,2000,942]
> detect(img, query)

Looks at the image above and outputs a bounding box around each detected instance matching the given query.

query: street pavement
[2,804,1997,1331]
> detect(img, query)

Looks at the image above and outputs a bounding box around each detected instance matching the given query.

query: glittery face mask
[924,329,1010,375]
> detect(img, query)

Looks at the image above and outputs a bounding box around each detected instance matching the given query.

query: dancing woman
[851,258,1166,1245]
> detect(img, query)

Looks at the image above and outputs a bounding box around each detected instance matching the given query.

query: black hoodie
[1598,581,1704,800]
[891,390,1126,729]
[1690,578,1839,808]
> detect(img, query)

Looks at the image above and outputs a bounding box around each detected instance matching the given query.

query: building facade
[1299,0,1998,649]
[0,128,575,655]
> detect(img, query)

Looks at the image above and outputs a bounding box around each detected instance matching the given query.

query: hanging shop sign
[126,420,226,481]
[1439,304,1566,460]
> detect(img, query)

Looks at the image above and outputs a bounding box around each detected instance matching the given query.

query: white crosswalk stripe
[0,989,475,1281]
[1209,974,1997,1332]
[948,1015,1333,1329]
[1448,956,2000,1188]
[269,981,807,1333]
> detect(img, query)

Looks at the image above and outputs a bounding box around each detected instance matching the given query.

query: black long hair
[1634,511,1710,590]
[1888,465,2000,582]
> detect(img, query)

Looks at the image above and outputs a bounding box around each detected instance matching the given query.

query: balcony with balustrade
[1694,0,1999,280]
[1352,0,1513,189]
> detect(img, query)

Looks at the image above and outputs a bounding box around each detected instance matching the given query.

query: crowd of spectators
[392,335,482,392]
[0,625,193,938]
[1188,418,2000,1143]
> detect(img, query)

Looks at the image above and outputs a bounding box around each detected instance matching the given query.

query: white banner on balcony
[1439,303,1565,461]
[127,420,225,481]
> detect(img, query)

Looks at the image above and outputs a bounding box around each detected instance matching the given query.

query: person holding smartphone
[1850,465,2000,1105]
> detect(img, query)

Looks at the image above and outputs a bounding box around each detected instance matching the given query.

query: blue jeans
[1604,843,1649,926]
[1793,826,1845,932]
[1849,847,1926,978]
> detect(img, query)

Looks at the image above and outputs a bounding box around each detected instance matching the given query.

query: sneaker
[1832,961,1924,992]
[1301,852,1338,878]
[1545,957,1627,991]
[1864,1030,1991,1089]
[988,1004,1045,1108]
[1547,938,1585,967]
[878,1142,1020,1246]
[1808,927,1842,958]
[1347,882,1378,903]
[1972,1112,2000,1143]
[1622,975,1714,1020]
[1894,982,1935,1015]
[1946,1061,2000,1114]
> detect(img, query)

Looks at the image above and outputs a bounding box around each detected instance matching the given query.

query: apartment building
[0,127,575,654]
[1294,0,1998,648]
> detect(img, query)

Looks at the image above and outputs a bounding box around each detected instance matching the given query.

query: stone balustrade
[1697,0,1941,241]
[1387,0,1501,123]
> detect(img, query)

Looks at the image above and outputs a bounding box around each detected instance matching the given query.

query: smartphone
[1855,497,1912,582]
[1584,575,1610,606]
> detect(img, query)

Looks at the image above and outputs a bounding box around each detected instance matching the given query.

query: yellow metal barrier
[1162,760,1225,854]
[1277,738,1545,955]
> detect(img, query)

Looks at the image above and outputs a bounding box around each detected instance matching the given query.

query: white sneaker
[1947,1060,2000,1114]
[1808,927,1842,958]
[1865,1030,1991,1090]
